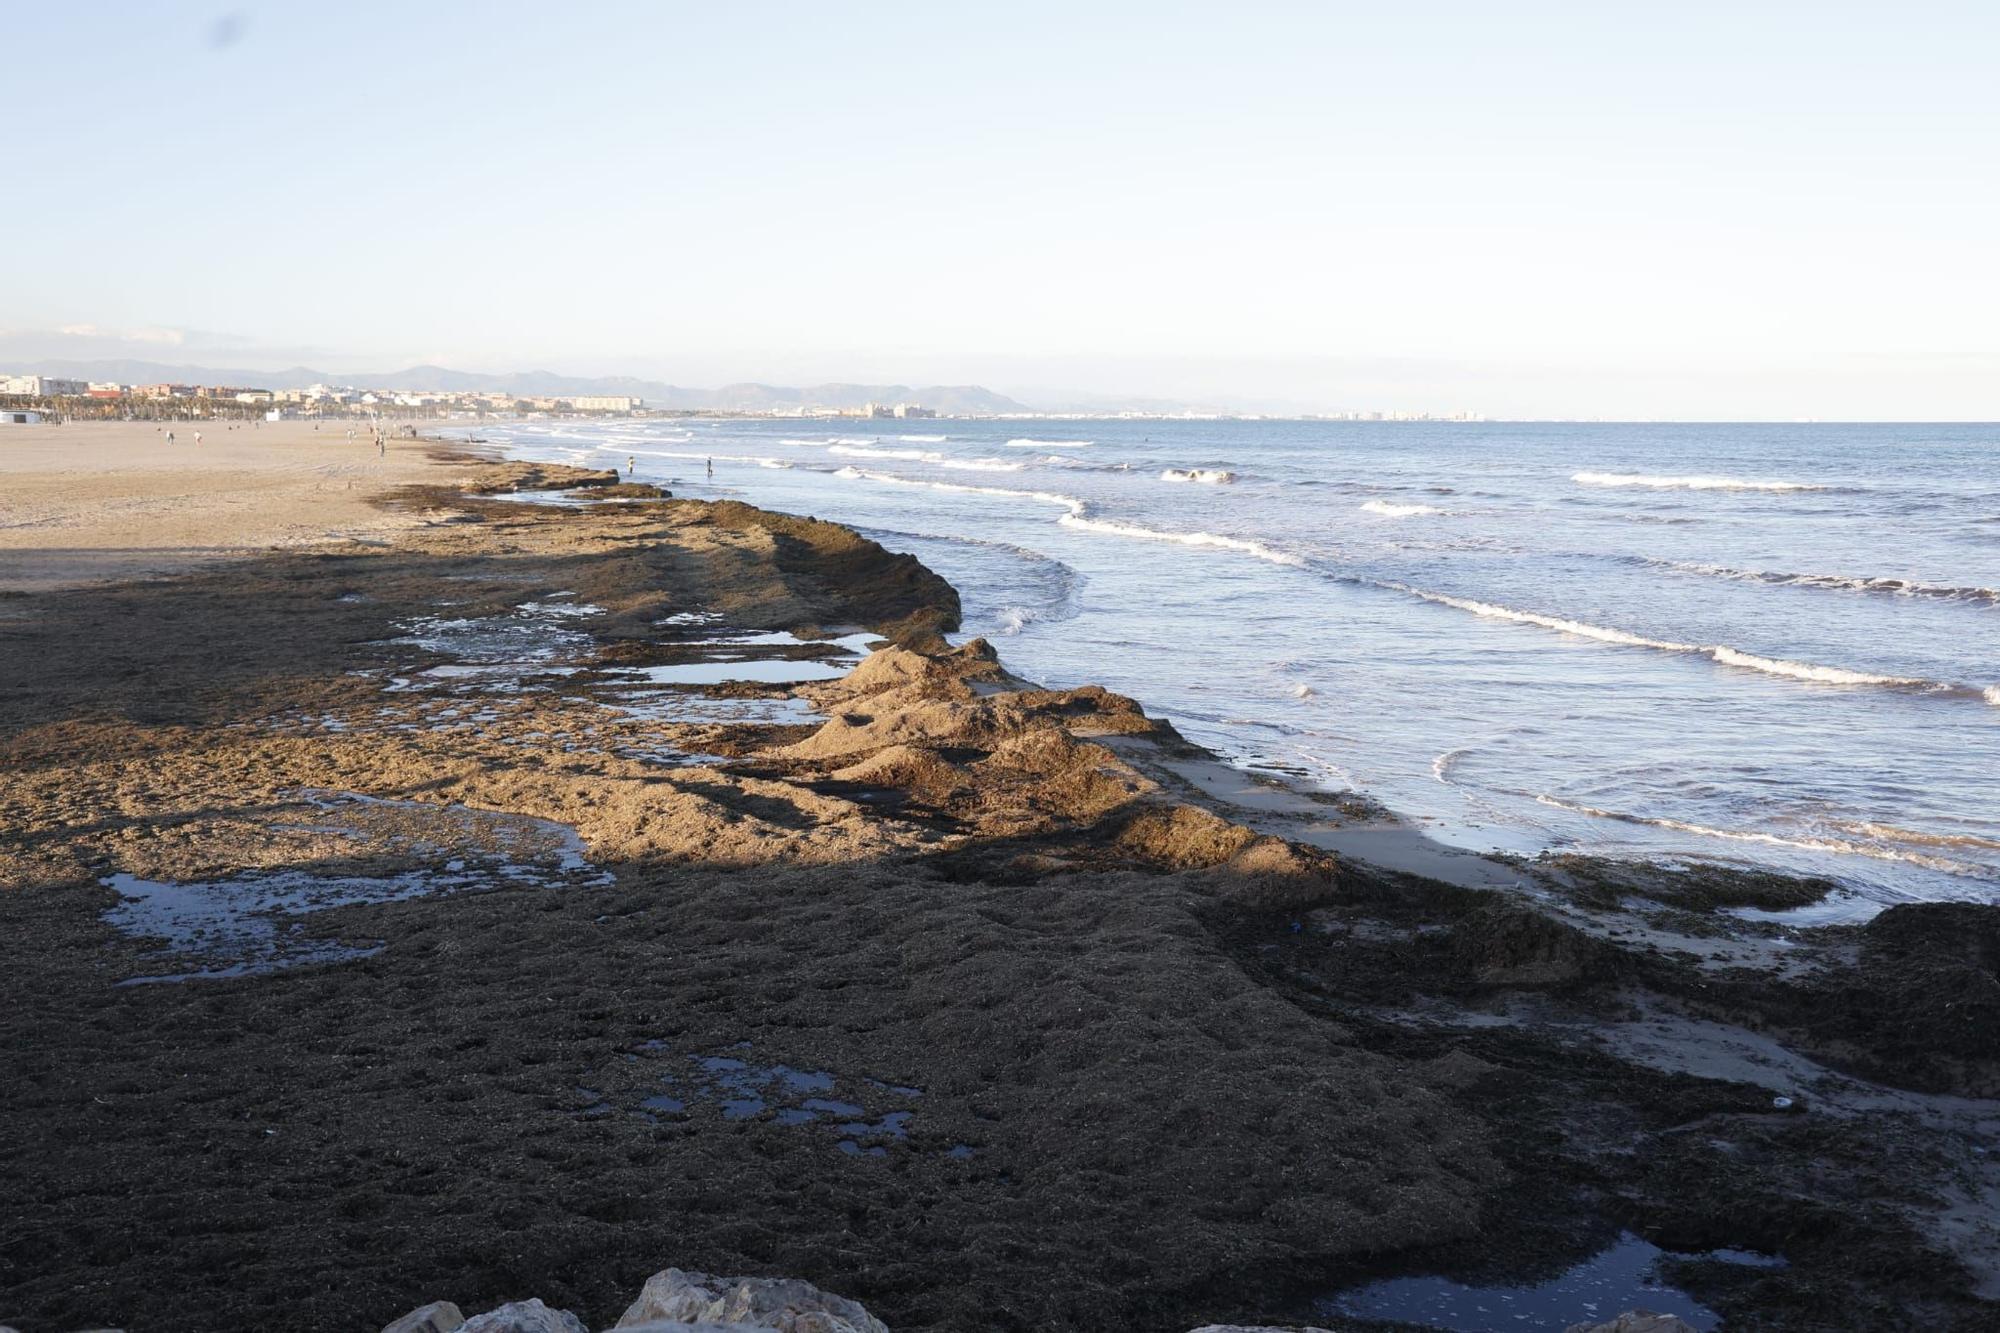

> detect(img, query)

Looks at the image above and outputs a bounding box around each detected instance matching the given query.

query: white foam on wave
[829,444,935,461]
[828,442,1021,472]
[622,447,793,469]
[832,466,1086,515]
[1006,437,1093,448]
[1161,468,1236,484]
[1647,559,2000,605]
[1573,471,1824,492]
[1533,795,1990,878]
[898,434,948,442]
[1058,514,1305,567]
[1380,582,1979,696]
[1361,500,1445,517]
[1826,820,2000,854]
[1707,646,1932,688]
[939,457,1024,472]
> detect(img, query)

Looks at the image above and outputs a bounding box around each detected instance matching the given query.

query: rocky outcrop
[384,1302,467,1333]
[382,1268,885,1333]
[614,1268,887,1333]
[1563,1313,1700,1333]
[460,1300,588,1333]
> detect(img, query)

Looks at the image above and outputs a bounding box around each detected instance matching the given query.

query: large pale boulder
[614,1268,887,1333]
[383,1302,466,1333]
[458,1299,588,1333]
[1563,1313,1700,1333]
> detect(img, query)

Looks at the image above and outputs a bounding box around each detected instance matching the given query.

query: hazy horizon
[6,1,1997,419]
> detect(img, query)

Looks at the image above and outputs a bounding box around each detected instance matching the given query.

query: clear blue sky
[6,1,1998,416]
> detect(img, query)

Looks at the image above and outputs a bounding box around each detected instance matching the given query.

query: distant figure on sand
[627,455,635,475]
[165,430,175,443]
[193,431,202,445]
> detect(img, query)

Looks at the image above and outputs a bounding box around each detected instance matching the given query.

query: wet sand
[1,442,1995,1332]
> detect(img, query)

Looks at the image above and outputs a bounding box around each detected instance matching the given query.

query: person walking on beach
[627,455,636,476]
[193,430,202,445]
[706,456,714,478]
[165,430,175,443]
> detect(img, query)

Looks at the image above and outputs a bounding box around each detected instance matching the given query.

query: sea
[446,417,2000,917]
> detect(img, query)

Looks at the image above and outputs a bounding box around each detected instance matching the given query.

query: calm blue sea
[452,417,2000,913]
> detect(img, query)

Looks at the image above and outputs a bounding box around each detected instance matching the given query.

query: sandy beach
[2,430,1996,1332]
[0,420,441,592]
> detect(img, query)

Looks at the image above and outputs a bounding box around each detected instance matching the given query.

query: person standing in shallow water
[627,455,635,476]
[706,456,714,478]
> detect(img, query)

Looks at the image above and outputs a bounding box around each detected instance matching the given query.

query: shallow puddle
[102,794,605,985]
[1319,1232,1784,1332]
[603,1042,969,1159]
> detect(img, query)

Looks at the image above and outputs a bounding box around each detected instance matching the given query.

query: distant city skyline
[5,2,1997,419]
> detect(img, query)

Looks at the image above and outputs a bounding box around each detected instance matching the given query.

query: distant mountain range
[14,358,1035,415]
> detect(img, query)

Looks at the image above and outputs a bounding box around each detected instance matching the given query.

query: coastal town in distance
[0,372,1488,425]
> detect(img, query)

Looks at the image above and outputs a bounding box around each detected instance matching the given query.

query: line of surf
[1640,558,2000,606]
[829,466,1304,567]
[1572,470,1826,492]
[1531,794,1991,878]
[1374,582,1994,700]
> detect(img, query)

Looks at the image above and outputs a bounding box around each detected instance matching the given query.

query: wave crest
[1647,559,2000,605]
[1380,583,1989,698]
[1573,470,1823,492]
[1362,500,1446,517]
[1059,514,1304,566]
[1161,468,1236,484]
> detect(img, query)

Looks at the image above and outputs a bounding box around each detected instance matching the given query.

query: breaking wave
[1573,471,1824,492]
[826,444,1022,473]
[828,443,935,461]
[1161,468,1236,484]
[898,434,948,442]
[1377,583,1991,698]
[1059,514,1304,567]
[1645,559,2000,606]
[622,448,793,469]
[1006,437,1093,448]
[1362,500,1446,517]
[1532,795,1989,878]
[833,467,1086,515]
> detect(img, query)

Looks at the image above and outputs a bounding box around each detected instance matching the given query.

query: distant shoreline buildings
[0,371,1482,424]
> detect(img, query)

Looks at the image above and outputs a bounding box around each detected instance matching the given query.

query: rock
[619,1325,794,1333]
[614,1268,887,1333]
[383,1301,467,1333]
[1563,1312,1700,1333]
[458,1299,587,1333]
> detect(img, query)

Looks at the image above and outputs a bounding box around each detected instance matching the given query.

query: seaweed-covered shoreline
[2,454,1994,1332]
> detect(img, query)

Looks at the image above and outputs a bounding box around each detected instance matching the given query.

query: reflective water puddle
[586,1041,974,1160]
[1319,1232,1785,1332]
[102,794,605,984]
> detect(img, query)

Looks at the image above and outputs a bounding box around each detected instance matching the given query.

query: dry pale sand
[0,419,449,592]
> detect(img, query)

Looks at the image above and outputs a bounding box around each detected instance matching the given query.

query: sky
[4,1,1998,418]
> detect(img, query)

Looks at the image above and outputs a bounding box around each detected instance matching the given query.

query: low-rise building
[566,395,640,412]
[1,375,88,396]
